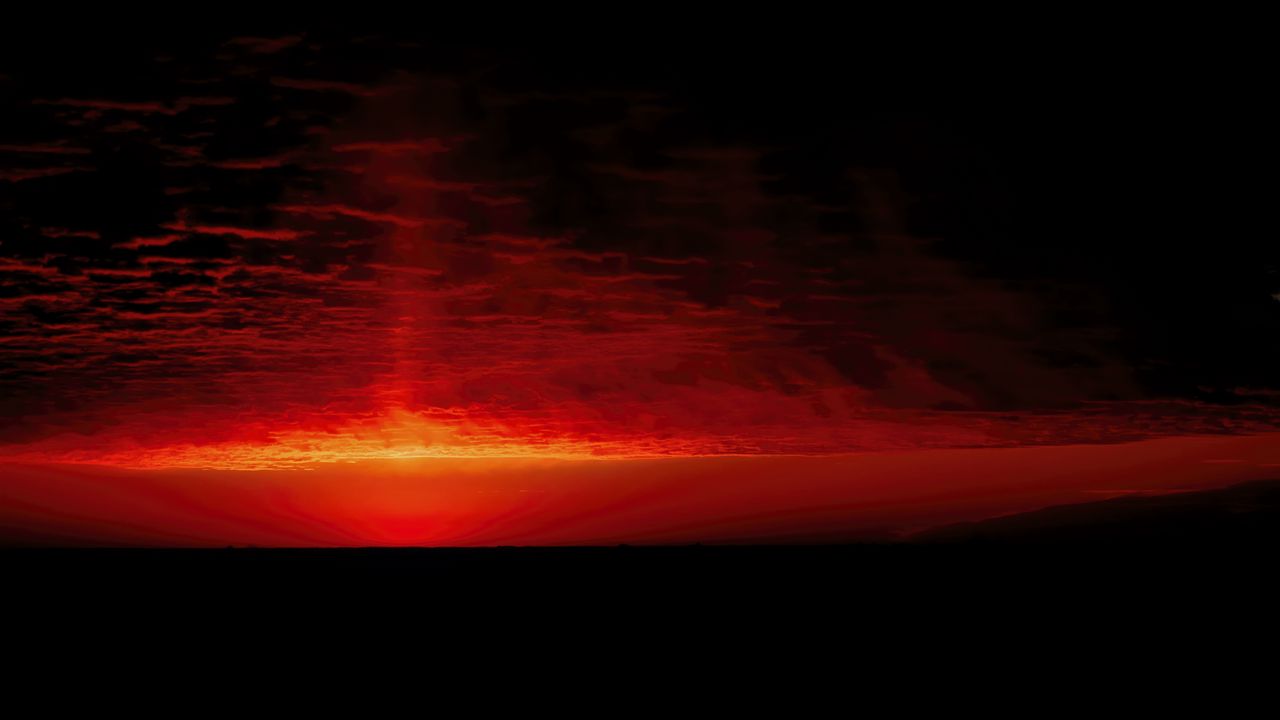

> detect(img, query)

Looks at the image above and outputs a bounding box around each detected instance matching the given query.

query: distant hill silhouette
[913,478,1280,546]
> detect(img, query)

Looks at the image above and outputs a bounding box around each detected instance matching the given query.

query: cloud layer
[2,35,1278,469]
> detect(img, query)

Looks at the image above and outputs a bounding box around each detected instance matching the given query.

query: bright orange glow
[4,432,1279,546]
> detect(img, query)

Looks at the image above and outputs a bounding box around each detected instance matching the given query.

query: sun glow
[73,408,627,470]
[5,433,1280,546]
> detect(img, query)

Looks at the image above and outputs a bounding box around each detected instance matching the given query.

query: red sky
[2,34,1278,545]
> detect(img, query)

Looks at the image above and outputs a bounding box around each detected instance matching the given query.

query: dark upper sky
[1,26,1277,469]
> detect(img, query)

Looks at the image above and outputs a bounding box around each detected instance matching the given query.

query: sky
[1,30,1277,545]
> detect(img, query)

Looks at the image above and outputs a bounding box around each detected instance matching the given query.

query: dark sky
[1,26,1277,544]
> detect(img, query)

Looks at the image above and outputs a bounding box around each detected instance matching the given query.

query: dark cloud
[225,35,305,55]
[0,32,1275,468]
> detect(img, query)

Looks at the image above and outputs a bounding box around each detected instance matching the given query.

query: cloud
[1,38,1277,473]
[33,97,236,115]
[162,215,308,242]
[332,139,450,154]
[225,35,304,55]
[274,203,464,229]
[0,142,90,155]
[270,77,381,97]
[0,167,86,182]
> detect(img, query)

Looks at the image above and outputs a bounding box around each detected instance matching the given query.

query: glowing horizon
[5,432,1279,547]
